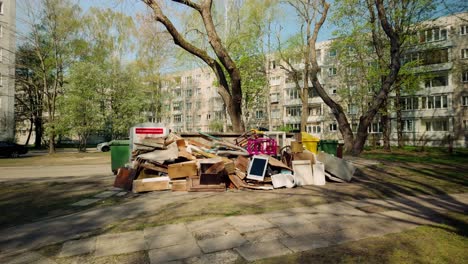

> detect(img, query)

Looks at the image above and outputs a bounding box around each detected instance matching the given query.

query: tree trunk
[48,132,56,154]
[381,98,391,151]
[395,85,403,148]
[25,118,33,146]
[34,116,43,149]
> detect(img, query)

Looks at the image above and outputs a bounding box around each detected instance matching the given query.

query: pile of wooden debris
[113,132,355,193]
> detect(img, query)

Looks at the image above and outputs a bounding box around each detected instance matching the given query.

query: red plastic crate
[246,138,278,155]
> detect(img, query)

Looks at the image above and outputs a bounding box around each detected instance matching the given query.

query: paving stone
[197,230,247,253]
[148,242,201,263]
[3,251,57,264]
[95,231,146,257]
[280,235,330,252]
[280,222,323,237]
[243,228,290,244]
[146,231,196,250]
[94,191,117,199]
[144,223,188,238]
[59,237,96,257]
[227,215,276,233]
[260,211,294,219]
[186,250,240,264]
[267,214,313,227]
[186,218,230,232]
[312,202,368,216]
[235,239,292,262]
[71,198,101,207]
[378,210,435,226]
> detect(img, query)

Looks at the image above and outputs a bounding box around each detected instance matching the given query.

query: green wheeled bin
[319,140,338,156]
[110,140,130,175]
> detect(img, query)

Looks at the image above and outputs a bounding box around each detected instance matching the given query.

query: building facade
[0,0,15,141]
[161,13,467,147]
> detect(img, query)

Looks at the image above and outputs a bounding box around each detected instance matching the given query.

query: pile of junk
[112,124,355,193]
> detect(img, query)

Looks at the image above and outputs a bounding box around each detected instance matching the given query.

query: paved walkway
[1,192,467,263]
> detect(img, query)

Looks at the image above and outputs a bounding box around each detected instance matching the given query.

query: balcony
[283,98,302,106]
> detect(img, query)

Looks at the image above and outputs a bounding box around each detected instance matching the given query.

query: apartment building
[161,12,467,147]
[0,0,15,141]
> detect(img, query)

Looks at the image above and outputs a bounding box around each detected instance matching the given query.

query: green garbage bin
[110,140,130,175]
[319,140,338,156]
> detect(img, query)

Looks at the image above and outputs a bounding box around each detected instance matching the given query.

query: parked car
[0,141,28,158]
[96,142,111,152]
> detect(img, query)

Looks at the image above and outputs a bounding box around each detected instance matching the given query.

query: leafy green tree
[19,0,82,153]
[57,62,104,151]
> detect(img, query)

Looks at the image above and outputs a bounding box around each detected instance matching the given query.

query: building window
[173,89,181,97]
[269,60,276,69]
[464,120,468,130]
[329,123,337,132]
[270,93,279,103]
[195,101,201,109]
[368,122,382,133]
[185,89,193,97]
[255,110,264,119]
[186,115,192,123]
[328,49,337,57]
[309,106,321,116]
[0,48,2,62]
[185,102,192,110]
[0,25,3,38]
[461,25,468,35]
[173,115,182,123]
[0,73,3,86]
[402,120,414,132]
[0,2,3,15]
[425,74,448,88]
[271,109,280,119]
[286,89,299,100]
[286,106,301,117]
[462,49,468,59]
[328,67,337,76]
[462,96,468,106]
[173,102,181,111]
[206,113,211,120]
[419,28,447,43]
[421,95,448,109]
[463,71,468,83]
[400,97,419,110]
[425,119,448,131]
[307,124,321,134]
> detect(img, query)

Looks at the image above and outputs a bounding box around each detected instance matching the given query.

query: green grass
[0,151,110,167]
[253,212,468,264]
[361,147,468,166]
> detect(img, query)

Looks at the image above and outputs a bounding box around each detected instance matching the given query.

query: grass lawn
[0,151,110,167]
[252,212,468,264]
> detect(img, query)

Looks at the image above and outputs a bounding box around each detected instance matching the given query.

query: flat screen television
[246,155,269,181]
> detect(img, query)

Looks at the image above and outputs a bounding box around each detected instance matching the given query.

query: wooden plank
[171,179,188,191]
[132,177,170,193]
[140,163,168,174]
[235,156,249,173]
[168,160,198,180]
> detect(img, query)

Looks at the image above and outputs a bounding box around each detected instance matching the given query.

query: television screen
[247,155,269,181]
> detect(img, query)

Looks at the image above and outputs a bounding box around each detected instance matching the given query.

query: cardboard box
[132,177,170,193]
[168,160,198,180]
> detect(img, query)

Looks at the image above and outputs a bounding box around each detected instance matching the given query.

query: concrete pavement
[0,191,466,263]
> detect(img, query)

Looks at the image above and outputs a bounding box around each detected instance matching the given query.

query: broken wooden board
[138,142,179,163]
[317,151,355,182]
[187,176,226,192]
[260,154,292,171]
[187,139,211,149]
[200,158,225,174]
[228,174,248,189]
[168,160,198,180]
[140,162,168,174]
[132,177,170,193]
[114,167,136,190]
[235,155,249,173]
[292,150,316,164]
[224,160,235,174]
[325,172,346,183]
[235,169,247,180]
[171,179,187,191]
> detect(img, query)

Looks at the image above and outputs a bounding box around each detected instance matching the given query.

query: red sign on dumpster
[135,128,165,134]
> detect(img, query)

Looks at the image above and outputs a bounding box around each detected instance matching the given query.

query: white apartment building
[162,12,468,147]
[0,0,15,141]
